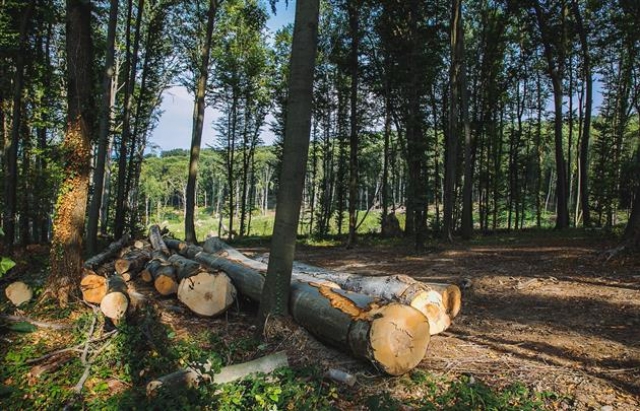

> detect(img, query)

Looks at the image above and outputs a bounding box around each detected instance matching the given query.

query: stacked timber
[79,227,237,320]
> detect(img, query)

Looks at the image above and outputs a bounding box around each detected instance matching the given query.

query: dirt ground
[264,232,640,410]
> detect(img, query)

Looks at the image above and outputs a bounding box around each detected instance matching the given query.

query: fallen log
[99,275,129,322]
[148,225,170,256]
[177,271,236,316]
[193,252,430,375]
[205,238,452,334]
[83,234,130,270]
[146,351,289,395]
[167,254,202,280]
[5,281,33,307]
[115,249,151,280]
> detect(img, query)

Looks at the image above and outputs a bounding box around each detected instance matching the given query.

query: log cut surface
[177,271,236,317]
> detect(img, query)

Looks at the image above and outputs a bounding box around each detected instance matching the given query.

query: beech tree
[47,0,95,306]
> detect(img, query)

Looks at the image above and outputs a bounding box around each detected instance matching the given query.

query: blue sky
[149,1,296,153]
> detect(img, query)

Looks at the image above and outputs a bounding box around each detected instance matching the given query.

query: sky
[148,1,296,153]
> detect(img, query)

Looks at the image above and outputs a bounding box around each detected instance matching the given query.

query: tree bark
[99,275,129,322]
[3,3,34,252]
[87,0,119,254]
[571,0,592,227]
[115,249,151,280]
[258,0,320,321]
[48,0,95,306]
[84,234,131,270]
[148,224,170,256]
[346,1,359,249]
[185,0,219,244]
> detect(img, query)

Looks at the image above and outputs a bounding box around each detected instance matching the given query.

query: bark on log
[99,275,129,322]
[148,225,170,256]
[80,272,108,304]
[115,249,151,280]
[177,271,236,316]
[83,234,131,269]
[5,281,33,306]
[193,252,430,375]
[167,254,202,280]
[146,351,289,395]
[134,239,150,250]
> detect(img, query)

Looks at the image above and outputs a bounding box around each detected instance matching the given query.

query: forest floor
[1,229,639,410]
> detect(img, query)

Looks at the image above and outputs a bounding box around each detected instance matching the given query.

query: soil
[275,232,640,410]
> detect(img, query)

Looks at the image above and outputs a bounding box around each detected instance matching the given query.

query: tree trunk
[458,1,473,240]
[167,254,202,280]
[3,3,33,253]
[185,0,218,244]
[258,0,320,321]
[87,0,119,254]
[48,0,95,306]
[346,1,359,249]
[571,0,592,227]
[444,0,462,242]
[114,0,144,239]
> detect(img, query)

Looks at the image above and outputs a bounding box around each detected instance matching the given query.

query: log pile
[79,228,462,376]
[164,236,463,375]
[79,227,237,321]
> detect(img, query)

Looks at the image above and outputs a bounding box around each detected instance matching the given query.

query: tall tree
[3,2,33,252]
[571,0,592,227]
[258,0,320,321]
[185,0,219,244]
[48,0,95,306]
[532,1,570,229]
[346,0,359,248]
[87,0,119,254]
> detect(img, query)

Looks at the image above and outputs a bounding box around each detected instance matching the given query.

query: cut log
[115,249,151,280]
[83,234,131,270]
[167,254,202,280]
[421,282,462,319]
[146,351,289,395]
[100,275,129,322]
[148,225,170,256]
[177,271,236,316]
[144,252,178,295]
[193,252,430,375]
[80,272,108,304]
[5,281,33,306]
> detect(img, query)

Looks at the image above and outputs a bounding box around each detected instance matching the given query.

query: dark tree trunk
[346,1,359,249]
[258,0,320,321]
[87,0,119,254]
[3,3,33,253]
[571,0,592,227]
[114,0,144,239]
[185,0,218,244]
[48,0,95,307]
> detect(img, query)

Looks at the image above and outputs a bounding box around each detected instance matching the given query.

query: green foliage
[0,228,15,277]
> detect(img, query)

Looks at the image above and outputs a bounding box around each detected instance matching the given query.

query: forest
[1,0,639,409]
